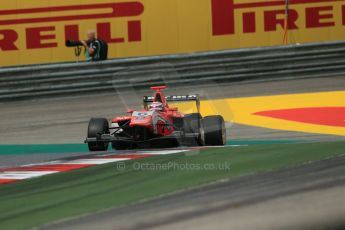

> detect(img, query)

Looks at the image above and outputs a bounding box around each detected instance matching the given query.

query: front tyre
[203,115,226,146]
[87,118,109,151]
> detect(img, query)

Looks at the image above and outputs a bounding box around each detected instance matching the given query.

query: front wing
[85,131,199,146]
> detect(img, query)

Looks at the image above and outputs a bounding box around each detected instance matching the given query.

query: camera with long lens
[65,40,84,59]
[65,40,84,47]
[65,39,108,61]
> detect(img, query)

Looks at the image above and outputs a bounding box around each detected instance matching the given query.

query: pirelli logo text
[1,0,344,66]
[0,2,144,51]
[212,0,345,35]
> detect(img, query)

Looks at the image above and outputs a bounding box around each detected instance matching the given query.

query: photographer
[66,30,108,61]
[80,30,100,61]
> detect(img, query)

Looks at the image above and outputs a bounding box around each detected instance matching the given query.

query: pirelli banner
[1,0,345,67]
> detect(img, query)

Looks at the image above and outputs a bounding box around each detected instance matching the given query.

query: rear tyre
[183,113,204,146]
[87,118,109,151]
[203,115,226,146]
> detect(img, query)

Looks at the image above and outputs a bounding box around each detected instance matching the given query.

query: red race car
[85,86,226,151]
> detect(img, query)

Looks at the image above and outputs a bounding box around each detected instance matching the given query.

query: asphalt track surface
[1,76,344,145]
[1,76,345,229]
[0,76,343,168]
[0,76,344,168]
[44,154,345,230]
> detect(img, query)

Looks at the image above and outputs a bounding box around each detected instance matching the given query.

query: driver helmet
[149,102,164,111]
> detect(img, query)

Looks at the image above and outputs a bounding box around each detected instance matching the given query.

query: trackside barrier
[0,41,345,101]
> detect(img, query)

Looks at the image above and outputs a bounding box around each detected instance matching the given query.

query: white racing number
[132,111,154,120]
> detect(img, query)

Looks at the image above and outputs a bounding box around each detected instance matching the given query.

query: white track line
[137,150,187,155]
[0,149,191,183]
[60,158,131,165]
[0,171,58,180]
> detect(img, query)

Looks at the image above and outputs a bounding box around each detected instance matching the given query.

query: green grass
[0,141,344,230]
[226,139,307,145]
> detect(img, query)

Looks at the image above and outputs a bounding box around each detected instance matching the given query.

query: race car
[85,86,226,151]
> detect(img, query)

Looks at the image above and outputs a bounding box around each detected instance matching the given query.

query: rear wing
[143,95,200,112]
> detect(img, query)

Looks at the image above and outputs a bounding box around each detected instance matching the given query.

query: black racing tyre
[203,115,226,146]
[184,113,204,146]
[87,118,109,151]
